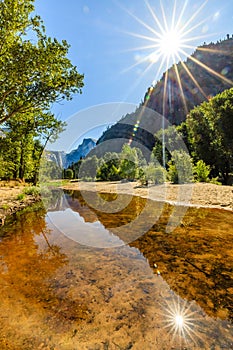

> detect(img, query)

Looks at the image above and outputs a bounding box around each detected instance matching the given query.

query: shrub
[168,150,193,184]
[23,186,40,197]
[17,193,25,201]
[78,156,99,180]
[138,164,167,185]
[143,163,167,184]
[64,168,74,179]
[193,160,211,182]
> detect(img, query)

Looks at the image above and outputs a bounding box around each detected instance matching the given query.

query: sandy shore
[0,182,40,225]
[62,181,233,211]
[0,181,232,226]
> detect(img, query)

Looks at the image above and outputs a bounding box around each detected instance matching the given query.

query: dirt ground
[0,181,40,225]
[62,181,233,211]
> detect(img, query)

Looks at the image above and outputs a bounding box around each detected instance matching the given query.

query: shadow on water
[0,189,232,349]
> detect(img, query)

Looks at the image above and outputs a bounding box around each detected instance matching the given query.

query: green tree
[64,168,73,180]
[0,0,84,125]
[119,144,140,181]
[194,160,211,182]
[168,150,193,184]
[79,156,99,181]
[1,111,65,182]
[142,163,167,184]
[186,88,233,184]
[96,152,121,181]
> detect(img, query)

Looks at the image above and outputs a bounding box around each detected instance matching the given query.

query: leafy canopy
[0,0,84,124]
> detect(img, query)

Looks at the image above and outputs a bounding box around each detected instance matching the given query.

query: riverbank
[0,180,232,227]
[62,181,233,211]
[0,182,41,226]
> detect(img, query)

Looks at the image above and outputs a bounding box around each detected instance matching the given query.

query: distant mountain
[65,138,96,167]
[96,37,233,152]
[47,138,96,168]
[46,150,66,168]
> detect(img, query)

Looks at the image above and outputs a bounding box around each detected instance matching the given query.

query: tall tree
[0,0,84,125]
[186,88,233,184]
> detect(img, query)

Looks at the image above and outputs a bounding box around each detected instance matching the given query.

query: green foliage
[1,204,10,210]
[17,193,25,201]
[119,144,140,181]
[186,88,233,184]
[193,160,211,182]
[168,150,193,184]
[142,163,167,184]
[64,168,74,180]
[23,186,40,197]
[96,153,121,181]
[39,155,63,183]
[0,0,84,125]
[79,156,99,181]
[0,0,83,184]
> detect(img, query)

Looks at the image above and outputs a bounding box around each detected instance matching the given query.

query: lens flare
[120,0,233,113]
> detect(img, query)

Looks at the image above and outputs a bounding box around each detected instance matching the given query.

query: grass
[1,204,10,210]
[17,193,25,201]
[23,186,40,197]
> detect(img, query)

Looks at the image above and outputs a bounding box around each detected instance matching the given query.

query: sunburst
[120,0,233,114]
[159,294,204,347]
[118,0,233,168]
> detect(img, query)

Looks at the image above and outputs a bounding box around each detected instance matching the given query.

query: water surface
[0,190,232,349]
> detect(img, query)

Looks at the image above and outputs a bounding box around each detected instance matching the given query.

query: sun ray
[180,61,208,99]
[180,49,233,86]
[173,60,188,114]
[118,3,163,39]
[171,0,177,30]
[121,44,162,53]
[180,17,209,38]
[119,0,232,129]
[158,295,206,347]
[145,0,166,35]
[182,33,220,42]
[179,0,208,34]
[163,69,169,116]
[160,0,169,33]
[174,0,189,31]
[123,30,162,43]
[197,47,233,55]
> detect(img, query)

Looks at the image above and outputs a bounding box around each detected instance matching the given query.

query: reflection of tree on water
[0,204,90,349]
[41,188,67,212]
[64,190,233,323]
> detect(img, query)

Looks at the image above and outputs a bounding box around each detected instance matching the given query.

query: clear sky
[34,0,233,142]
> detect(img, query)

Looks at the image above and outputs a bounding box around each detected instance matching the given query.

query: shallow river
[0,190,232,350]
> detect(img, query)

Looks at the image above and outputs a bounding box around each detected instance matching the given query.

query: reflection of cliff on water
[65,190,233,322]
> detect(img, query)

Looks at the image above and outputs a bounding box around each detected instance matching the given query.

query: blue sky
[34,0,233,147]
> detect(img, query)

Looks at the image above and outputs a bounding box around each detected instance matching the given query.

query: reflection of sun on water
[160,295,204,347]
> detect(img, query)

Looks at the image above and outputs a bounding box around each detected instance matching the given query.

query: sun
[159,29,182,58]
[121,0,212,76]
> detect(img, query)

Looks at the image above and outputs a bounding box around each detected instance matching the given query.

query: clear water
[0,190,232,350]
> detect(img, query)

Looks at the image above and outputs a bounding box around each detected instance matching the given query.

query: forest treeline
[0,0,84,183]
[68,88,233,185]
[0,1,232,186]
